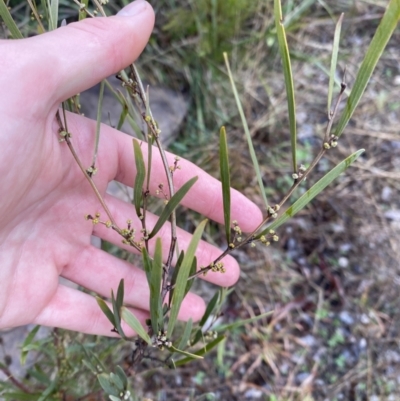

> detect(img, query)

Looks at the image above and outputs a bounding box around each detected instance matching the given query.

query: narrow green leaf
[78,343,106,373]
[116,105,128,131]
[37,378,58,401]
[184,256,197,298]
[149,176,198,239]
[174,335,226,367]
[0,0,23,38]
[199,291,220,327]
[151,238,163,334]
[334,0,400,138]
[2,392,42,401]
[115,366,128,390]
[169,345,203,360]
[109,372,124,391]
[116,279,125,311]
[168,219,208,337]
[178,318,193,350]
[142,245,163,334]
[121,307,152,345]
[283,0,316,28]
[96,297,116,329]
[274,0,297,173]
[48,0,58,30]
[92,80,105,168]
[146,129,153,189]
[327,13,344,114]
[191,328,203,347]
[223,53,269,209]
[214,311,273,332]
[257,149,365,237]
[20,325,41,365]
[133,139,146,217]
[111,290,126,339]
[142,246,152,282]
[219,126,231,243]
[104,79,126,106]
[97,374,120,397]
[169,250,185,306]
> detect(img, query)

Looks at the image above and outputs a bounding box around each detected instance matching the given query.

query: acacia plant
[1,0,399,399]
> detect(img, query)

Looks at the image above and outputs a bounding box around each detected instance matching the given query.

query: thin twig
[56,108,141,252]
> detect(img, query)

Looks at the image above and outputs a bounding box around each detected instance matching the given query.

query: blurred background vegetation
[1,0,400,400]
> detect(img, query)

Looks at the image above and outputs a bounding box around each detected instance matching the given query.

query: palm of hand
[0,5,262,335]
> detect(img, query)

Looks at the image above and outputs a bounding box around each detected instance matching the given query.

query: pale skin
[0,0,262,336]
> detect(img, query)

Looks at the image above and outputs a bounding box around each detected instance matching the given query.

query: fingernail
[117,0,147,17]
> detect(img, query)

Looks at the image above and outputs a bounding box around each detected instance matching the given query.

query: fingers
[61,245,206,322]
[33,284,149,336]
[63,112,264,233]
[4,1,154,110]
[92,193,241,286]
[114,132,263,233]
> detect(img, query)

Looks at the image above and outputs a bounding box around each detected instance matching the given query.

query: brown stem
[0,365,33,394]
[56,109,141,252]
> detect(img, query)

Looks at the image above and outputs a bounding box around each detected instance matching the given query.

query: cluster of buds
[85,212,101,225]
[156,183,169,202]
[169,156,181,174]
[86,165,98,177]
[204,330,218,340]
[267,204,280,219]
[259,229,279,247]
[58,130,71,142]
[210,261,225,273]
[139,228,149,242]
[292,164,307,180]
[118,391,131,401]
[153,331,172,350]
[30,12,43,20]
[144,115,161,137]
[231,220,243,243]
[324,134,339,150]
[121,220,137,244]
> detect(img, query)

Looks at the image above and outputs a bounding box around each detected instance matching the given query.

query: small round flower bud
[323,142,331,150]
[292,173,299,180]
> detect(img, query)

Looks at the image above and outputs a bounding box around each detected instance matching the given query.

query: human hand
[0,0,262,336]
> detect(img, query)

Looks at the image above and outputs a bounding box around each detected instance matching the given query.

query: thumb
[11,0,154,106]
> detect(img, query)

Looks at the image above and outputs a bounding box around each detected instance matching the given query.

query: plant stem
[56,109,141,252]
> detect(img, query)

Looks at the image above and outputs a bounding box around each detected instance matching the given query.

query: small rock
[80,76,188,146]
[339,310,354,325]
[338,257,349,268]
[339,243,352,253]
[384,209,400,221]
[244,389,263,399]
[359,338,367,349]
[360,314,370,324]
[300,334,317,348]
[393,75,400,86]
[381,186,393,202]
